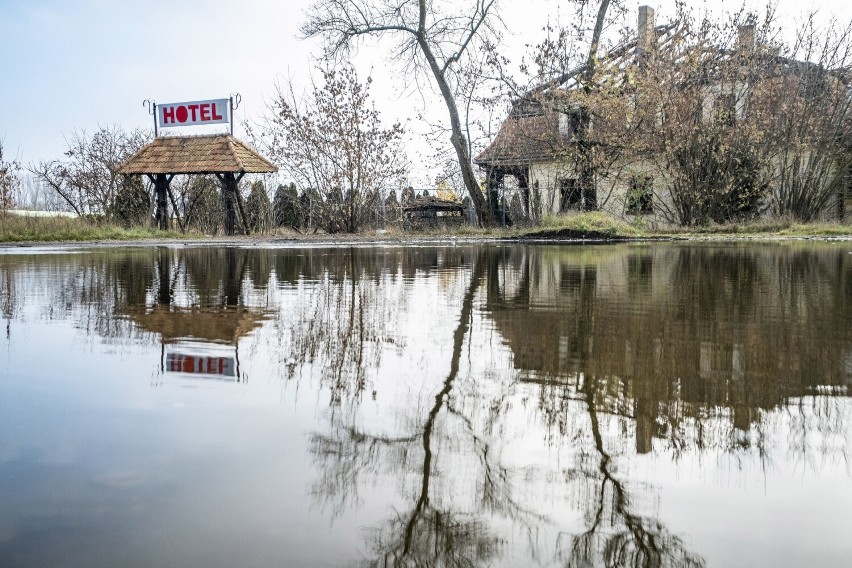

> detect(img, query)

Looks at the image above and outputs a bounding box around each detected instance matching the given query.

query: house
[475,6,852,225]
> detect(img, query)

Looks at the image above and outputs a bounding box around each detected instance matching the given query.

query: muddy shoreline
[2,231,851,250]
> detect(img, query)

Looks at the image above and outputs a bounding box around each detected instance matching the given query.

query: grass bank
[660,219,852,237]
[513,212,852,240]
[0,214,188,243]
[2,211,850,244]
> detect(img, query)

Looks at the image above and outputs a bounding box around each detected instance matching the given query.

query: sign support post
[228,93,241,136]
[143,99,158,136]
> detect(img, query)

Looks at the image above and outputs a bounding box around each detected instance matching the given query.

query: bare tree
[766,15,852,221]
[244,180,273,233]
[302,0,502,226]
[254,65,407,233]
[29,125,149,218]
[183,175,223,234]
[0,140,20,213]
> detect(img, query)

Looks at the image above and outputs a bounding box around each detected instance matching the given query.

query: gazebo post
[151,173,173,230]
[217,173,237,236]
[216,172,250,236]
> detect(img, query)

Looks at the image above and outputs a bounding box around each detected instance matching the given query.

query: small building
[402,196,467,230]
[118,134,277,234]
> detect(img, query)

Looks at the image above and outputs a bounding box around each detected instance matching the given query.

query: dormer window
[559,108,589,139]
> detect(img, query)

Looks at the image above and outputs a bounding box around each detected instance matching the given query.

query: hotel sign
[166,352,236,377]
[157,98,229,128]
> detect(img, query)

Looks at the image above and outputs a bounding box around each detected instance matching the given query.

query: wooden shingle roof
[474,111,570,166]
[476,23,680,168]
[118,134,278,175]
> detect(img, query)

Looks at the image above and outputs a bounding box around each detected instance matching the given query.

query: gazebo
[117,134,278,235]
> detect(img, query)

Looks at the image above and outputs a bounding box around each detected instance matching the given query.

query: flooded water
[0,242,850,568]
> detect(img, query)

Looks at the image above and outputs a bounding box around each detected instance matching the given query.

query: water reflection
[0,243,850,567]
[486,246,851,455]
[302,243,850,567]
[309,252,531,566]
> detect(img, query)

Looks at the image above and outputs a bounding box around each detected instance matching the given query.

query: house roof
[474,111,572,166]
[475,23,680,168]
[117,134,278,175]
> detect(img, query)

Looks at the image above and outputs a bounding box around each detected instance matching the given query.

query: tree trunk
[416,7,493,226]
[577,0,612,212]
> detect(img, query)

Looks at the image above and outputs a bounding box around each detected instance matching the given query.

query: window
[627,175,653,214]
[560,178,581,211]
[715,93,736,126]
[559,108,588,139]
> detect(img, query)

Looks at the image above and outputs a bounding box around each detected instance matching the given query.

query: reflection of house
[483,245,852,452]
[475,5,852,223]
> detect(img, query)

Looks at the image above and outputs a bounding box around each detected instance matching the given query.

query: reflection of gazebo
[117,134,277,235]
[123,304,271,381]
[123,305,269,344]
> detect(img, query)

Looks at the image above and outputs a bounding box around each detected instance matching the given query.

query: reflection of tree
[556,375,705,568]
[275,247,477,403]
[482,244,851,566]
[0,248,277,348]
[0,256,20,340]
[284,250,397,402]
[309,252,543,566]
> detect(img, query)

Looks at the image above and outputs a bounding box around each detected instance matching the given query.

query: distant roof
[117,134,278,175]
[403,196,466,212]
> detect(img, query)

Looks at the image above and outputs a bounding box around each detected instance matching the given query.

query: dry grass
[2,211,849,243]
[537,211,646,237]
[657,218,852,237]
[0,214,187,242]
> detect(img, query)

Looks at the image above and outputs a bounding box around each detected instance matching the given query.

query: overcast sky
[0,0,846,185]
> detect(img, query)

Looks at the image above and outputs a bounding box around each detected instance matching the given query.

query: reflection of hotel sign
[166,353,235,377]
[157,99,229,128]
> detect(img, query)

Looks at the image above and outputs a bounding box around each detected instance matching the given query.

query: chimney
[638,6,655,52]
[738,24,756,54]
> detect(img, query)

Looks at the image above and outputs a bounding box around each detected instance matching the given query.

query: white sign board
[166,352,236,377]
[157,98,229,128]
